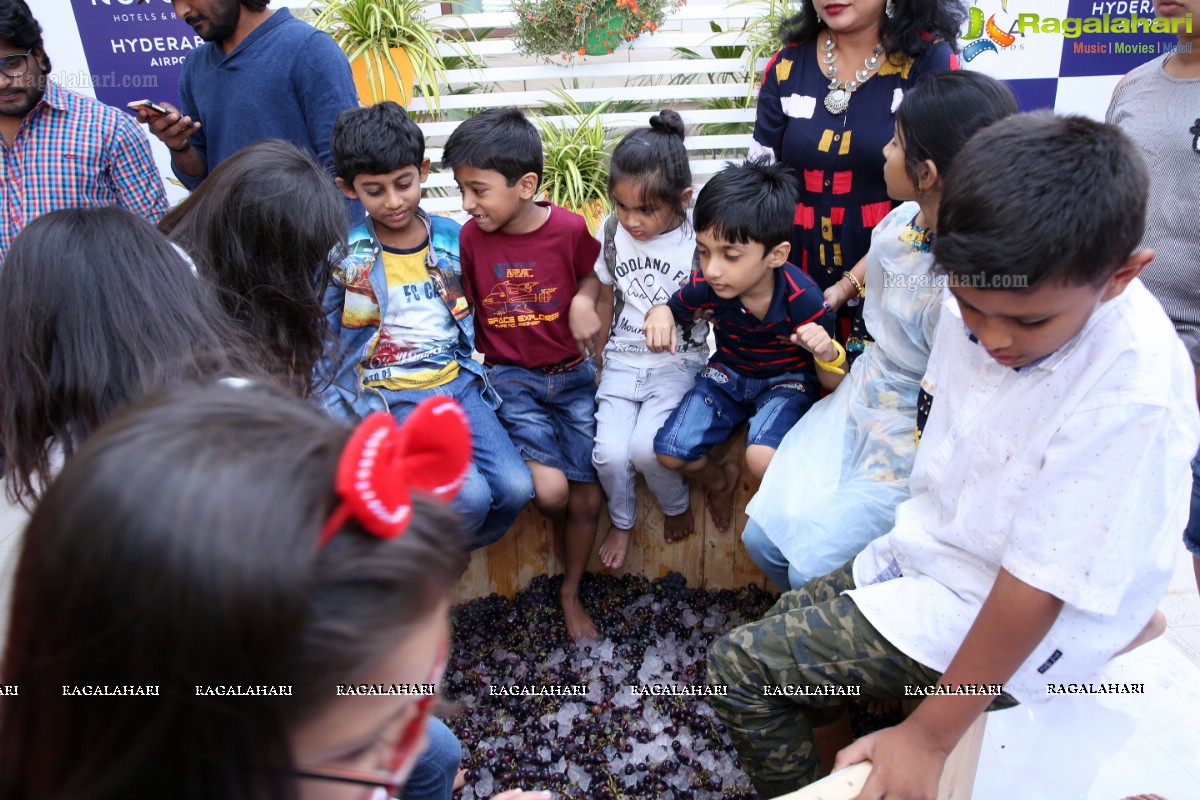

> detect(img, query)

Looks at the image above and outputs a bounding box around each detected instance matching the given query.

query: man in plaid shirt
[0,0,167,262]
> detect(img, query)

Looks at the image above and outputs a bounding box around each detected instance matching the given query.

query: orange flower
[648,21,656,29]
[578,46,586,54]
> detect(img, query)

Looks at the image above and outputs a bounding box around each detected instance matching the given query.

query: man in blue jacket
[139,0,358,198]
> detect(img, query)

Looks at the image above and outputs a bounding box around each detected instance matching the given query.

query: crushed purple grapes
[445,571,779,799]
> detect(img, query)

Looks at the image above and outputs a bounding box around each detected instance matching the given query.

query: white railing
[403,1,770,212]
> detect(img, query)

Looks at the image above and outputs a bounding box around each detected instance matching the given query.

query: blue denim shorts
[1185,450,1200,557]
[654,363,818,461]
[487,358,599,483]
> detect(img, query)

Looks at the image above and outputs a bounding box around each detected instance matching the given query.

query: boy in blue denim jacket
[321,102,533,551]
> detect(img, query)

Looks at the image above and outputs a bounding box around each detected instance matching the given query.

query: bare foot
[560,588,598,641]
[705,462,740,532]
[664,506,695,543]
[598,525,632,569]
[454,769,466,791]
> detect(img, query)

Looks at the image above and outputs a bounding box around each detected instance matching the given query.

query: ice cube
[554,702,581,730]
[475,768,493,797]
[612,687,638,708]
[566,762,591,793]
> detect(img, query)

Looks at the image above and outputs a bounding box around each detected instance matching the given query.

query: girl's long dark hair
[160,139,347,397]
[781,0,967,58]
[894,70,1019,188]
[0,207,258,508]
[0,382,470,800]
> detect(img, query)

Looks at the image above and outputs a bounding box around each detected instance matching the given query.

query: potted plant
[512,0,685,63]
[311,0,462,108]
[535,94,613,233]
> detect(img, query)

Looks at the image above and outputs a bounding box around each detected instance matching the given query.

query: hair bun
[649,109,685,139]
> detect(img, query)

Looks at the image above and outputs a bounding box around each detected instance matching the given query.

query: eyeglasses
[293,636,449,796]
[0,50,33,79]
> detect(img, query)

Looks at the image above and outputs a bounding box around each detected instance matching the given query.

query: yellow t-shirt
[363,242,460,390]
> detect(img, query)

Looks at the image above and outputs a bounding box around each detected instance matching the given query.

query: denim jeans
[377,372,532,549]
[593,355,703,528]
[654,363,818,461]
[487,359,599,483]
[402,717,461,800]
[741,517,807,592]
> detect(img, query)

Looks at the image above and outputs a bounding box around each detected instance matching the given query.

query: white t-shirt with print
[595,214,709,366]
[848,281,1200,704]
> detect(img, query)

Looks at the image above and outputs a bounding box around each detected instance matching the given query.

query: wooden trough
[452,436,769,602]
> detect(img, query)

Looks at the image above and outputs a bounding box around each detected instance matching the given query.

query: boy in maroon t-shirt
[443,108,605,641]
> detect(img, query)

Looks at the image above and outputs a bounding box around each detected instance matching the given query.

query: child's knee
[629,438,660,475]
[495,467,535,516]
[657,451,689,472]
[745,444,776,479]
[451,469,492,532]
[591,439,630,483]
[530,464,570,514]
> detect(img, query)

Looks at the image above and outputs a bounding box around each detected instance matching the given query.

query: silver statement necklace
[822,34,884,115]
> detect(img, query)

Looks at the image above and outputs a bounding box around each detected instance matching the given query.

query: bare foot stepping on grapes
[705,462,740,532]
[664,506,695,543]
[560,588,598,641]
[598,525,631,569]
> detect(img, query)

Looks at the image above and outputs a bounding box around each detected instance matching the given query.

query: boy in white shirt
[706,113,1200,799]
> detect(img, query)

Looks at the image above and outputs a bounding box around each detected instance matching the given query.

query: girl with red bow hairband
[0,382,550,800]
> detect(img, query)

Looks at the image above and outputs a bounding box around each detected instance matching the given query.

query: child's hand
[832,720,948,800]
[569,295,602,357]
[644,305,677,355]
[789,322,838,362]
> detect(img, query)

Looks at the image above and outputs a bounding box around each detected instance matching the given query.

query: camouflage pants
[707,559,1003,798]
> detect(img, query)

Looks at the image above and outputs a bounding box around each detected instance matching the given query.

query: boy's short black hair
[693,158,797,251]
[441,108,542,188]
[330,101,425,183]
[935,112,1149,289]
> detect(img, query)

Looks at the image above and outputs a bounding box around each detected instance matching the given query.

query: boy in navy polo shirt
[645,159,837,532]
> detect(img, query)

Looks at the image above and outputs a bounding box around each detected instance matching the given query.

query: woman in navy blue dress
[752,0,964,357]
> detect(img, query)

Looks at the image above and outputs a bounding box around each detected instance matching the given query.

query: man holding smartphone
[0,0,167,263]
[139,0,358,210]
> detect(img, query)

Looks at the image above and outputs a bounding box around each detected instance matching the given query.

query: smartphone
[127,99,171,119]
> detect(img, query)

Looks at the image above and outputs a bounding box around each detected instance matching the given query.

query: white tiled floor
[0,498,1196,797]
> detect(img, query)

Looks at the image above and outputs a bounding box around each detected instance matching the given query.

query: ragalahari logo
[961,1,1020,61]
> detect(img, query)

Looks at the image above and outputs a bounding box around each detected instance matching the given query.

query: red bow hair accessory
[318,397,472,547]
